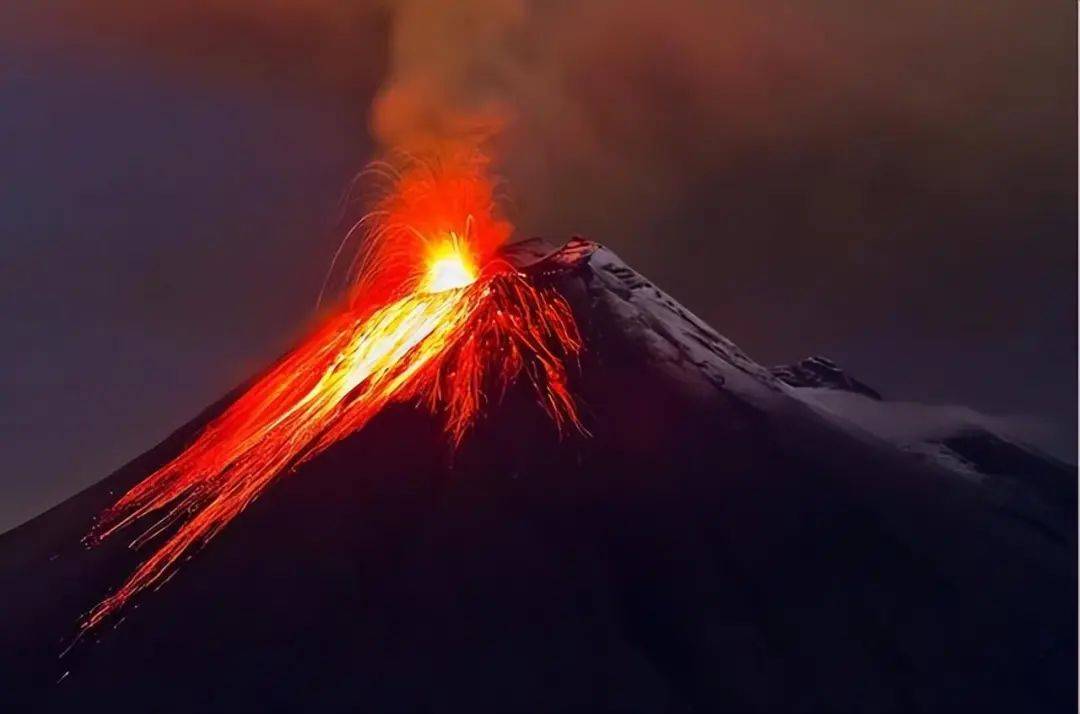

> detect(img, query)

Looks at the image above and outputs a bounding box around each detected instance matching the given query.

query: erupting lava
[81,154,584,632]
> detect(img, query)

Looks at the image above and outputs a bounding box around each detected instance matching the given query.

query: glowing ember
[422,235,477,292]
[80,154,584,632]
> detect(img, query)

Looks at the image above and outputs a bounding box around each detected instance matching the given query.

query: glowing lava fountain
[81,155,584,632]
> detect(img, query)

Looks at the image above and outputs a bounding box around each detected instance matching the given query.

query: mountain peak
[2,239,1073,713]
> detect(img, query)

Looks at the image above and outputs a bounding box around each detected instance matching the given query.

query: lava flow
[81,154,584,632]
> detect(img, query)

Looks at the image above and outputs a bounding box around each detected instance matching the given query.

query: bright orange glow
[340,151,512,309]
[81,153,584,632]
[421,235,477,292]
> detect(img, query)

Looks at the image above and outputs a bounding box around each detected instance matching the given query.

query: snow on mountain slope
[770,356,1074,507]
[773,356,883,400]
[550,239,1072,493]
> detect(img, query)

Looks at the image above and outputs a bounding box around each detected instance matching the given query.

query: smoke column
[6,0,1073,452]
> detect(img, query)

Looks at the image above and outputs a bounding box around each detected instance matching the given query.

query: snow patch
[785,386,1064,475]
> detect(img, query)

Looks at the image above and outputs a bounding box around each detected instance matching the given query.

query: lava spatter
[81,154,584,631]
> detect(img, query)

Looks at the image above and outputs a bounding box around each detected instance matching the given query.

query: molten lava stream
[82,237,584,632]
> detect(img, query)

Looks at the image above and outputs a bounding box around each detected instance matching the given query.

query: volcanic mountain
[1,239,1074,712]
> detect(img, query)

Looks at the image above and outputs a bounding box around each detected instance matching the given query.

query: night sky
[1,1,1075,530]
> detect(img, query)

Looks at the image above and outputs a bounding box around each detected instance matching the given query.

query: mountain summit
[2,239,1074,712]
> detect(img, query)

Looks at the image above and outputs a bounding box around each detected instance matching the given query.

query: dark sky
[1,2,1075,530]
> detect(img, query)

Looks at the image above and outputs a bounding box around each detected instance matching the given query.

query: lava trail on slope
[80,154,585,631]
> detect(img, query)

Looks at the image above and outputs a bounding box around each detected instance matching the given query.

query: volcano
[1,239,1074,712]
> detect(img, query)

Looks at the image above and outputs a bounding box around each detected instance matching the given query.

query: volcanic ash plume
[372,0,524,154]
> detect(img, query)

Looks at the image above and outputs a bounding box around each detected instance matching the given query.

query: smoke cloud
[6,0,1074,448]
[372,0,524,153]
[14,2,1068,226]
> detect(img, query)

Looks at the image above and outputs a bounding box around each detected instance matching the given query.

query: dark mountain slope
[1,239,1074,712]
